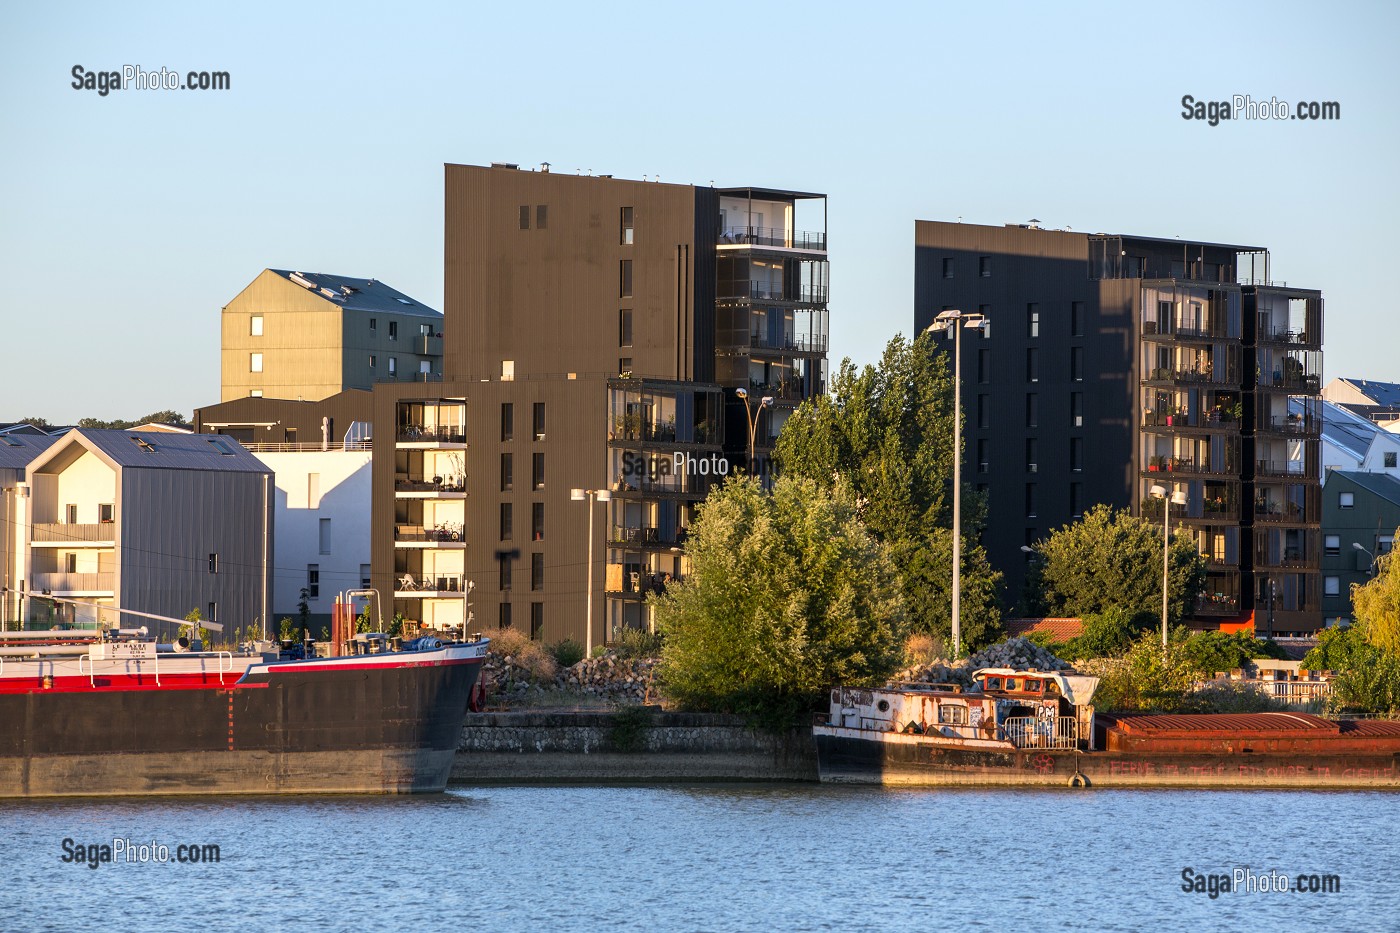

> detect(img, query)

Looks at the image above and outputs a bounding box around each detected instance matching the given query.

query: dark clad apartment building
[915,221,1324,634]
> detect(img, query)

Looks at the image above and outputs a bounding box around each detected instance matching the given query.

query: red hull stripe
[263,656,483,675]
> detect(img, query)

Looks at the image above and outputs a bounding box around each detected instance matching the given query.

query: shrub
[904,632,944,669]
[1061,607,1155,660]
[488,627,558,681]
[613,628,663,660]
[550,638,585,668]
[1178,630,1288,677]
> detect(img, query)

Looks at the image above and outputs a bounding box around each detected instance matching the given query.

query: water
[6,786,1392,931]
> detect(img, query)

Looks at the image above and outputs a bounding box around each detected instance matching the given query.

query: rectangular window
[620,207,634,245]
[1027,304,1039,338]
[208,602,217,624]
[389,321,398,341]
[620,259,633,298]
[388,357,397,376]
[1386,452,1398,468]
[533,402,545,441]
[65,552,77,573]
[208,553,218,574]
[307,565,320,600]
[98,503,114,523]
[977,394,990,429]
[319,518,331,555]
[250,352,263,373]
[250,390,263,398]
[942,257,954,279]
[1071,302,1085,337]
[1070,392,1083,428]
[502,360,515,381]
[65,503,78,524]
[500,601,513,629]
[976,438,989,474]
[1324,576,1340,597]
[500,502,513,541]
[250,315,263,336]
[420,323,431,336]
[619,357,633,375]
[1025,438,1038,473]
[532,502,544,541]
[360,564,372,588]
[977,348,990,384]
[979,256,991,277]
[501,403,514,441]
[1070,482,1082,518]
[1381,535,1395,554]
[1070,347,1084,382]
[499,556,513,591]
[519,205,530,229]
[1025,482,1037,518]
[369,354,377,368]
[501,453,514,491]
[370,317,377,333]
[536,205,547,229]
[419,360,431,374]
[531,553,544,591]
[532,452,545,490]
[531,602,544,641]
[1026,348,1039,383]
[1026,394,1039,429]
[619,309,633,347]
[1070,437,1083,473]
[1324,535,1340,556]
[938,704,968,725]
[1340,492,1354,509]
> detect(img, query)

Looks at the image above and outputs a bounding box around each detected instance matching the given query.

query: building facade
[915,221,1324,633]
[0,433,58,623]
[1320,471,1400,627]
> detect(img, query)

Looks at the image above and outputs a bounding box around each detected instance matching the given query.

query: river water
[8,785,1392,931]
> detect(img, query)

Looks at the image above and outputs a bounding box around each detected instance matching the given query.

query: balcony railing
[415,334,443,356]
[1257,325,1317,348]
[1196,592,1241,614]
[722,283,830,304]
[1255,459,1305,479]
[1254,501,1320,524]
[1258,416,1320,437]
[609,525,688,548]
[30,523,115,544]
[1142,409,1240,430]
[395,572,466,593]
[396,425,466,444]
[1145,456,1233,476]
[32,572,115,592]
[1142,366,1235,387]
[394,477,467,494]
[718,227,826,251]
[394,524,465,543]
[1256,372,1321,393]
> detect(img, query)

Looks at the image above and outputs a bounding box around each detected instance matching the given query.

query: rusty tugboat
[0,597,488,798]
[813,669,1400,788]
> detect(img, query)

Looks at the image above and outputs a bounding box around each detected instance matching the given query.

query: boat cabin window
[1024,679,1042,692]
[1004,678,1018,691]
[983,677,1001,690]
[938,704,968,725]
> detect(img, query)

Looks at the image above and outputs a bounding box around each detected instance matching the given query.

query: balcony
[30,523,115,546]
[1144,455,1234,477]
[394,476,467,498]
[415,334,443,356]
[1141,366,1238,389]
[749,378,812,404]
[394,524,466,547]
[1255,371,1321,394]
[609,525,687,549]
[1257,415,1320,438]
[31,572,114,594]
[718,227,826,251]
[720,283,829,304]
[1253,498,1320,525]
[1255,459,1307,480]
[396,425,466,446]
[394,572,467,597]
[1257,324,1319,349]
[1141,407,1240,432]
[744,331,828,354]
[1196,591,1241,615]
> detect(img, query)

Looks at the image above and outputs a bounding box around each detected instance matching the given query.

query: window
[977,348,990,384]
[388,357,397,376]
[501,403,514,441]
[533,403,545,441]
[63,503,77,524]
[979,256,991,277]
[1025,483,1037,518]
[1070,392,1083,428]
[938,704,968,725]
[98,503,114,523]
[208,553,218,574]
[307,565,320,600]
[1070,437,1083,473]
[619,357,633,375]
[319,518,331,555]
[619,309,633,347]
[977,394,990,429]
[519,205,530,229]
[1324,535,1340,556]
[420,360,431,374]
[1386,452,1398,469]
[499,555,513,591]
[531,553,544,591]
[1324,577,1340,597]
[532,452,545,490]
[208,602,217,624]
[1025,438,1038,473]
[532,502,544,541]
[250,390,263,398]
[502,360,515,381]
[620,207,634,245]
[1026,348,1038,382]
[499,601,513,629]
[1381,535,1395,555]
[1026,393,1039,428]
[531,602,544,640]
[360,564,372,588]
[420,323,432,336]
[976,438,989,474]
[1027,304,1039,338]
[536,205,547,229]
[1070,482,1082,518]
[1070,347,1084,382]
[250,352,263,373]
[369,354,377,368]
[1071,302,1085,337]
[250,315,263,336]
[942,257,954,279]
[500,503,513,541]
[370,317,377,333]
[65,552,77,573]
[619,259,633,298]
[501,453,513,491]
[389,321,398,341]
[1339,492,1354,509]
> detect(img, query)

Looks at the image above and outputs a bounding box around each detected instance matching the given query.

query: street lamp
[1353,542,1378,577]
[1149,483,1188,651]
[734,387,774,478]
[927,309,989,659]
[570,487,611,656]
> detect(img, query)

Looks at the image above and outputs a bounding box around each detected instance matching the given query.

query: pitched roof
[1004,617,1084,642]
[267,269,441,320]
[1307,397,1384,463]
[39,429,270,474]
[1339,378,1400,407]
[1330,470,1400,509]
[0,432,58,471]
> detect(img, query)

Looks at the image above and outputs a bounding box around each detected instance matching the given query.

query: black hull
[0,658,482,797]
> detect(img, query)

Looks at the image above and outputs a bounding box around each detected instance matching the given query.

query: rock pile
[482,649,659,704]
[899,636,1072,686]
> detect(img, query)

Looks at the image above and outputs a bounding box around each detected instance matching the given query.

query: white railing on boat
[1002,716,1078,750]
[217,651,233,685]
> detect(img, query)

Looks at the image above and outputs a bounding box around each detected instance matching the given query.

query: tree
[1033,504,1207,624]
[1061,607,1157,660]
[13,416,51,430]
[654,475,906,725]
[1352,537,1400,655]
[773,332,1002,649]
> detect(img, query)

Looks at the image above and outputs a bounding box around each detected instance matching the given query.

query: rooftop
[0,432,58,471]
[35,429,271,474]
[1328,470,1400,509]
[1334,378,1400,408]
[266,269,442,320]
[1306,397,1400,464]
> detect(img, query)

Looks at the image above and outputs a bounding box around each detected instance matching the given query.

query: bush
[550,638,585,668]
[1178,630,1288,677]
[613,628,662,660]
[1061,607,1155,660]
[904,633,944,669]
[1305,624,1400,715]
[488,627,558,681]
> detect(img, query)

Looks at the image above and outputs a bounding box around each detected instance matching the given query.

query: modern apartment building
[915,221,1324,634]
[221,269,443,402]
[1320,471,1399,627]
[0,432,58,623]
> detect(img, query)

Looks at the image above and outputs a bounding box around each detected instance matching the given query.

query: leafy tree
[1061,607,1156,660]
[1303,622,1400,715]
[654,475,906,726]
[1034,504,1206,624]
[13,416,51,430]
[1352,539,1400,655]
[773,332,1002,650]
[1178,630,1288,676]
[135,410,189,426]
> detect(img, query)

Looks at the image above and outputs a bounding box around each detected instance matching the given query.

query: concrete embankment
[450,710,818,784]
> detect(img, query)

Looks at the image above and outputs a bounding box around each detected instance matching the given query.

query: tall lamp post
[734,387,774,477]
[1149,483,1188,651]
[570,487,611,656]
[927,309,988,659]
[1353,541,1378,578]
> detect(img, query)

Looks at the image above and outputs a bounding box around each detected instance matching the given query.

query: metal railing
[394,477,467,493]
[395,572,467,593]
[746,332,829,353]
[1001,716,1079,750]
[396,426,466,444]
[31,523,115,544]
[394,525,465,543]
[240,441,372,452]
[718,226,826,250]
[722,283,830,303]
[32,572,115,593]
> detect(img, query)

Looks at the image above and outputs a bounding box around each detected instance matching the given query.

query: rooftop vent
[131,437,157,453]
[491,162,520,170]
[289,272,316,289]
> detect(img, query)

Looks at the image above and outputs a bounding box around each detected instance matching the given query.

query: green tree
[654,475,906,726]
[1061,607,1156,660]
[1178,630,1287,675]
[13,416,51,430]
[1034,504,1207,624]
[773,332,1002,650]
[1352,538,1400,655]
[134,410,189,426]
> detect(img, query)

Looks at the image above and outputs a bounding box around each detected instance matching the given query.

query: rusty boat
[812,668,1400,788]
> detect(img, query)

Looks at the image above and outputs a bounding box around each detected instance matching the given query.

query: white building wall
[256,449,372,622]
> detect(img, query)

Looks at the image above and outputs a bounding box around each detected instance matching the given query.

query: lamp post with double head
[570,487,611,656]
[1149,483,1188,651]
[926,309,989,659]
[734,387,774,478]
[1353,541,1378,578]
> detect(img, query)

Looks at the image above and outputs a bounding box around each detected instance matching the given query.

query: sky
[1,0,1397,423]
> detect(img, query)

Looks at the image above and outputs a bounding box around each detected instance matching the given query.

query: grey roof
[0,432,57,471]
[48,429,271,474]
[0,422,51,437]
[1306,398,1381,462]
[267,269,442,320]
[1337,378,1400,408]
[1331,471,1400,509]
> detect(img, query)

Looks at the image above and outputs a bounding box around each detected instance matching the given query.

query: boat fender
[1068,771,1089,788]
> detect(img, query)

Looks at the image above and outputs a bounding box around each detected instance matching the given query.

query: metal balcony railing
[32,572,115,592]
[396,425,466,444]
[718,226,826,250]
[722,283,830,303]
[395,572,466,593]
[30,523,115,544]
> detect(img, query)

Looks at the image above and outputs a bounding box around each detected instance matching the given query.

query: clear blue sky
[2,0,1396,423]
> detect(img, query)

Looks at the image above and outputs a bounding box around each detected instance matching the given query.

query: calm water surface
[5,786,1393,931]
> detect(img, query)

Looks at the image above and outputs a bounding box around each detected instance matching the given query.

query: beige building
[221,269,443,403]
